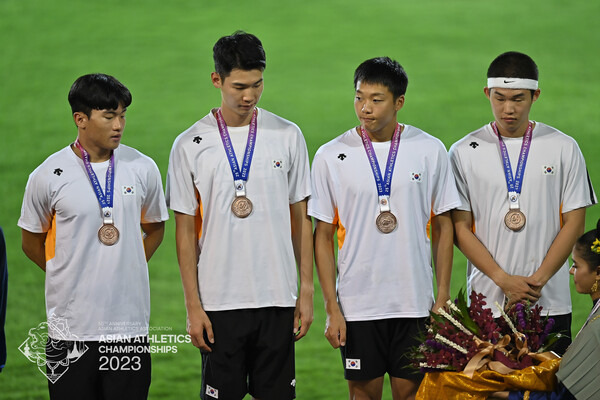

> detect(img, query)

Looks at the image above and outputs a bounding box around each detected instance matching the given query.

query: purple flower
[409,290,558,372]
[425,339,444,351]
[539,318,555,345]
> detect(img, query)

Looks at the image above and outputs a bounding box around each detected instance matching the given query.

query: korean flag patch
[543,165,555,175]
[346,358,361,370]
[122,185,135,195]
[411,172,423,182]
[206,385,219,398]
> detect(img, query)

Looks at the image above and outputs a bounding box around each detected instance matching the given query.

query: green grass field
[1,0,599,398]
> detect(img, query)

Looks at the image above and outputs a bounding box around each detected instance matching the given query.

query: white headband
[487,77,538,90]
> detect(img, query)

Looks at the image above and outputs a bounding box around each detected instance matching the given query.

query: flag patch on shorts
[206,385,219,398]
[346,358,361,370]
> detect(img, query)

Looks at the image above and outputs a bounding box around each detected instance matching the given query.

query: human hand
[186,304,214,352]
[324,309,346,349]
[294,290,314,341]
[500,275,541,305]
[431,296,451,316]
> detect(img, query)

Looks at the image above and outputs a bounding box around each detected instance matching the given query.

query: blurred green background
[1,0,598,398]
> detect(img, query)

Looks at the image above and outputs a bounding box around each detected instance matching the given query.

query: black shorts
[201,307,296,400]
[46,336,150,400]
[341,317,426,382]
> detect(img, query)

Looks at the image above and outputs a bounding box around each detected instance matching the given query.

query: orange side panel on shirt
[559,204,563,227]
[45,213,56,262]
[196,191,204,240]
[427,210,434,240]
[332,208,346,251]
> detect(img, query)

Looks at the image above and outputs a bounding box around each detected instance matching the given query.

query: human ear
[484,87,491,99]
[73,112,87,129]
[395,95,405,112]
[211,72,222,89]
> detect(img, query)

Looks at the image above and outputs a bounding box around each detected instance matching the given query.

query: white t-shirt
[166,108,311,311]
[19,144,169,340]
[308,125,461,321]
[449,122,597,316]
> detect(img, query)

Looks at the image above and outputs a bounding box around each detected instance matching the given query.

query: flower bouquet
[410,289,561,400]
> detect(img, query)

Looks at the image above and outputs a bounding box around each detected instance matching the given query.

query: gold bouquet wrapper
[463,336,558,378]
[416,358,561,400]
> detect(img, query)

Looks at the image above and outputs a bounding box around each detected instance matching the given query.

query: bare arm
[290,198,314,341]
[21,229,47,271]
[141,221,165,261]
[314,219,346,348]
[452,209,541,303]
[431,211,453,313]
[174,211,213,352]
[531,207,585,288]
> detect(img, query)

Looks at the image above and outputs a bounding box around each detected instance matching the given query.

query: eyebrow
[103,108,127,115]
[232,79,264,88]
[493,90,526,100]
[355,89,386,97]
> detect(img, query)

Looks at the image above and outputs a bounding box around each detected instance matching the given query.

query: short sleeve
[18,168,53,233]
[307,148,337,224]
[287,126,311,204]
[449,143,472,212]
[431,142,461,216]
[166,135,199,216]
[141,159,169,223]
[560,139,597,213]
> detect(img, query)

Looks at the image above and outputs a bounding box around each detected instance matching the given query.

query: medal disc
[504,209,526,232]
[376,211,397,234]
[231,196,253,218]
[98,224,119,246]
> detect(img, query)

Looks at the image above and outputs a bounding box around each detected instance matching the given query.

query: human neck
[73,139,112,162]
[362,122,398,143]
[495,120,533,138]
[218,106,254,127]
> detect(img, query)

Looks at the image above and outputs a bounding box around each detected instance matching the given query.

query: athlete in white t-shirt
[166,31,313,400]
[450,51,596,355]
[309,57,460,400]
[19,74,168,399]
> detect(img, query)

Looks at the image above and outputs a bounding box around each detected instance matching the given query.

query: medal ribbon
[359,124,402,213]
[215,108,258,197]
[492,122,533,210]
[75,140,115,224]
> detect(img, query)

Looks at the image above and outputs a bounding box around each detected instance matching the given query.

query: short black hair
[68,73,131,118]
[574,219,600,272]
[487,51,538,81]
[213,31,266,78]
[353,57,408,99]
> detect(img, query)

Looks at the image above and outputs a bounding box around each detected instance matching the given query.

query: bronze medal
[231,196,253,218]
[504,209,526,232]
[376,211,397,234]
[98,223,119,246]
